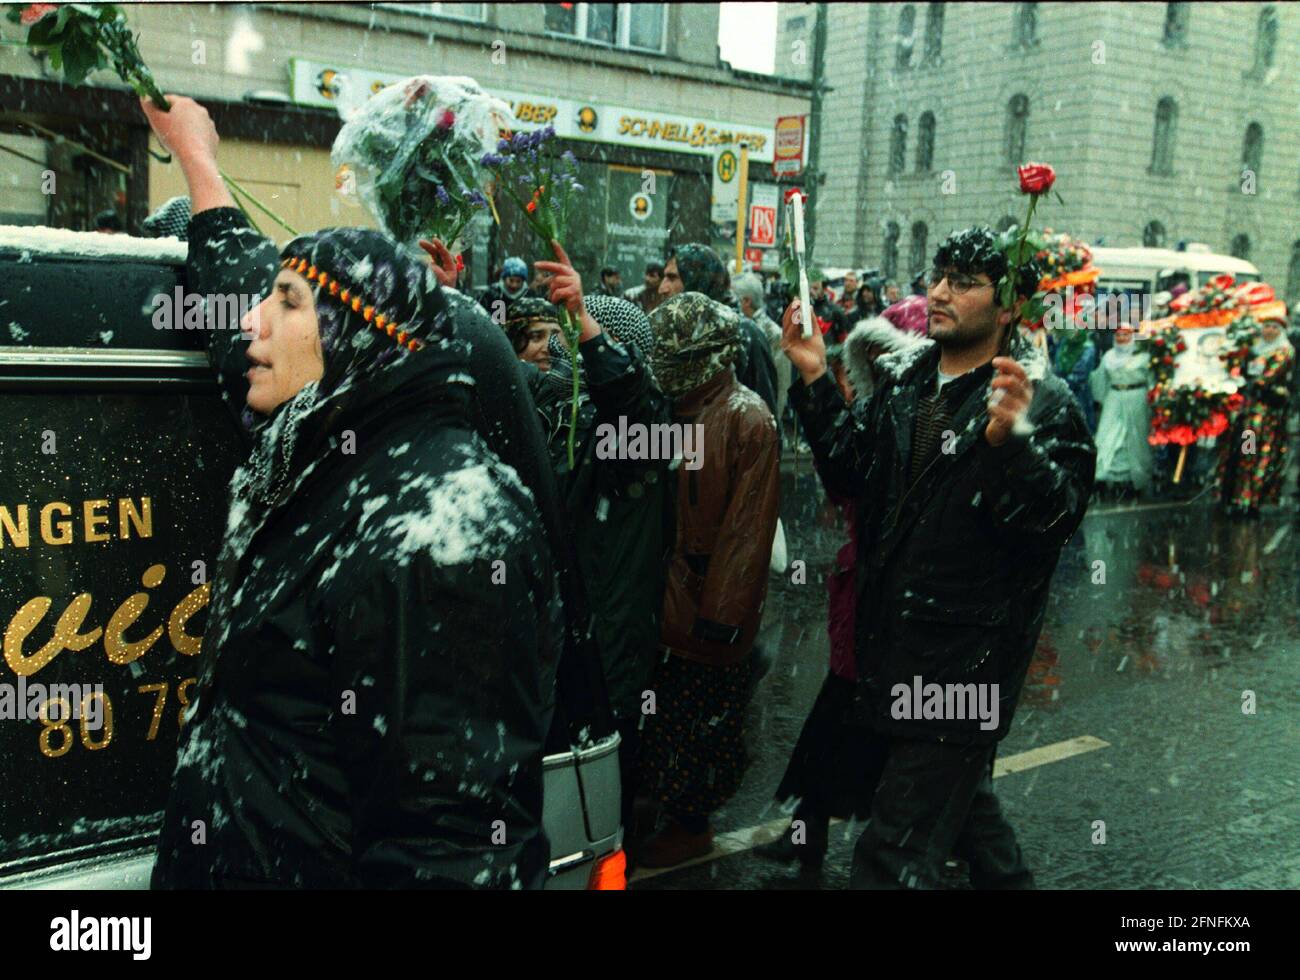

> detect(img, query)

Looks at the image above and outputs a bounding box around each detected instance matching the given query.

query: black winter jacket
[151,210,566,888]
[526,333,672,720]
[791,341,1095,743]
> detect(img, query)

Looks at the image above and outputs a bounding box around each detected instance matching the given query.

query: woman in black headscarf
[143,98,561,889]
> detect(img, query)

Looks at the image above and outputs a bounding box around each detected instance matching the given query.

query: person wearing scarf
[503,295,563,372]
[515,262,673,862]
[662,243,780,432]
[1090,322,1154,498]
[142,95,563,889]
[1215,314,1295,517]
[1049,324,1099,433]
[634,291,781,868]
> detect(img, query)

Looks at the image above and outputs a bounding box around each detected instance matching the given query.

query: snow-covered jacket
[151,210,563,889]
[790,336,1094,743]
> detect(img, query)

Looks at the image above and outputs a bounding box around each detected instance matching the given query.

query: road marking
[1262,525,1289,555]
[992,734,1110,776]
[628,734,1111,884]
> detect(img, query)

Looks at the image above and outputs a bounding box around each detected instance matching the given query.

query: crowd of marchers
[132,90,1198,891]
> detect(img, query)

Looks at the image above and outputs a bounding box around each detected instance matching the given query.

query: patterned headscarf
[671,244,729,301]
[648,291,741,397]
[583,294,655,357]
[142,195,192,240]
[236,228,469,510]
[503,296,560,354]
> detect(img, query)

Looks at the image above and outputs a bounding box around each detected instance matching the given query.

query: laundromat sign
[289,58,775,162]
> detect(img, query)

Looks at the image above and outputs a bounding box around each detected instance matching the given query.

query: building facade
[1,3,809,287]
[778,2,1300,303]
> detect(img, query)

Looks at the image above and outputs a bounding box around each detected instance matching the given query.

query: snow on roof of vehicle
[0,225,188,263]
[1091,246,1259,276]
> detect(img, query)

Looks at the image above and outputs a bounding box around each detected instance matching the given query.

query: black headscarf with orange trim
[232,228,473,516]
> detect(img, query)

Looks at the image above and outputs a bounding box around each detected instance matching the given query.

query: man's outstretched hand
[780,299,828,386]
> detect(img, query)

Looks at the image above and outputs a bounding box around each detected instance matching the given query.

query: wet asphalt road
[634,458,1300,890]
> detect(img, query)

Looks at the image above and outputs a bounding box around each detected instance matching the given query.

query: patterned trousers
[637,650,753,819]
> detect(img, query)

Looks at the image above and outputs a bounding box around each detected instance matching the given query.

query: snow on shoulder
[0,225,187,263]
[381,460,527,567]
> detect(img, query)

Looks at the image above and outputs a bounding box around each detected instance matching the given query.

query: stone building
[1,3,809,286]
[777,2,1300,302]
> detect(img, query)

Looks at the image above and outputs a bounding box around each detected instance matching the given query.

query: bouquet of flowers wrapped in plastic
[332,76,512,251]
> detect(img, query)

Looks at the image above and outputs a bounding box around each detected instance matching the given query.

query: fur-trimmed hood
[844,316,931,395]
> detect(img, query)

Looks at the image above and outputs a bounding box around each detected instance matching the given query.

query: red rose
[1162,356,1172,364]
[816,316,832,335]
[1207,273,1235,291]
[436,108,455,131]
[454,253,464,272]
[20,3,57,25]
[1017,162,1056,195]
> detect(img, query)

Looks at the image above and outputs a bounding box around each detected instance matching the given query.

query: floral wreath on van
[1136,276,1284,454]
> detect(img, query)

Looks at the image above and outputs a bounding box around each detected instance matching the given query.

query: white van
[1091,245,1260,299]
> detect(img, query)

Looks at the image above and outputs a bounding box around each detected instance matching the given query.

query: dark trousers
[849,737,1034,890]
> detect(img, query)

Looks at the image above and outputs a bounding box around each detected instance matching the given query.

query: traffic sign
[749,203,777,246]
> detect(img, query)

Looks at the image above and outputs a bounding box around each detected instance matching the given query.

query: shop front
[286,58,784,289]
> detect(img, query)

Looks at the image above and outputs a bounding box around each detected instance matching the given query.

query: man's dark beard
[932,314,1003,353]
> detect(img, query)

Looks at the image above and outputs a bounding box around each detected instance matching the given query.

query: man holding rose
[780,226,1095,889]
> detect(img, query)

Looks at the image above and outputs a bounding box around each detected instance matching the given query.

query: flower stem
[558,307,581,469]
[219,169,299,237]
[1006,194,1041,314]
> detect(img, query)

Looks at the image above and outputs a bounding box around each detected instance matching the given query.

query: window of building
[1242,122,1264,179]
[1005,94,1029,165]
[923,3,944,64]
[1014,3,1039,47]
[1229,234,1251,260]
[1287,241,1300,307]
[909,221,929,276]
[916,111,935,173]
[1150,97,1177,176]
[1143,220,1167,248]
[896,6,916,70]
[377,3,485,21]
[1162,3,1189,46]
[544,3,666,52]
[889,114,908,175]
[883,221,900,280]
[1249,5,1278,75]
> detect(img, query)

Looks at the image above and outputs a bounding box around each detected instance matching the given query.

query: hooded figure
[152,221,563,890]
[479,255,531,320]
[669,244,780,433]
[1090,324,1153,494]
[636,291,780,868]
